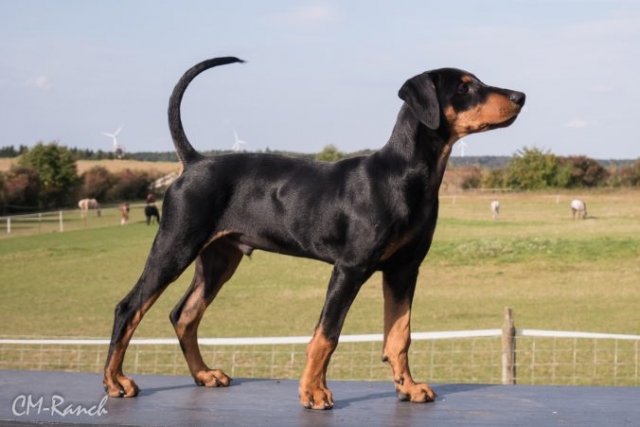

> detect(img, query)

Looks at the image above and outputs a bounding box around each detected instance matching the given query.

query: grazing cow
[120,203,130,225]
[571,199,587,219]
[78,198,101,218]
[490,200,500,220]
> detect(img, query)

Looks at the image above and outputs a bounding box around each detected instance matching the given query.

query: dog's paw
[193,369,232,387]
[103,374,140,398]
[299,383,334,410]
[396,381,436,403]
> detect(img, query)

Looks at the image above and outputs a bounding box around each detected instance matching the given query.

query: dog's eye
[458,83,469,95]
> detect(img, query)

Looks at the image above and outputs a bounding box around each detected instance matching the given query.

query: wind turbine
[231,130,247,152]
[103,126,125,158]
[459,139,468,157]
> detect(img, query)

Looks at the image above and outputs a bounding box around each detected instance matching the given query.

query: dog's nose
[510,91,526,107]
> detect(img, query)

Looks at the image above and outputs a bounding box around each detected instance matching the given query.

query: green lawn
[1,190,639,384]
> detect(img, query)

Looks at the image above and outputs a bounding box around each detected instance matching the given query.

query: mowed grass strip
[0,190,638,384]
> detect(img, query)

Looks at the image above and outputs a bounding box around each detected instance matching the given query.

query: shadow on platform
[1,370,638,426]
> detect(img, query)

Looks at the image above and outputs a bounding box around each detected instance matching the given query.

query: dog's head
[398,68,525,140]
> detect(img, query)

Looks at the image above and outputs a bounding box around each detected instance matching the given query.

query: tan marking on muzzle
[447,93,520,138]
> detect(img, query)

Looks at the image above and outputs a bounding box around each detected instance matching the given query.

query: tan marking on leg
[200,230,234,251]
[382,283,436,403]
[174,239,243,387]
[380,234,414,262]
[174,283,232,387]
[382,288,412,382]
[299,328,336,410]
[104,294,162,397]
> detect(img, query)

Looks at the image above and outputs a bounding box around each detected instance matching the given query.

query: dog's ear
[398,72,440,130]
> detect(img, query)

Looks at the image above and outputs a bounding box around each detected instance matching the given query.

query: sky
[1,1,639,159]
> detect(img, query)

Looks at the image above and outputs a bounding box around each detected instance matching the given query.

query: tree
[316,145,344,162]
[80,166,116,201]
[18,141,80,208]
[0,145,28,158]
[505,147,566,190]
[0,166,41,214]
[559,156,608,188]
[618,159,640,187]
[106,169,158,202]
[482,168,506,189]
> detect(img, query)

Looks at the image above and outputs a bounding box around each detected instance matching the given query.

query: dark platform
[1,370,638,426]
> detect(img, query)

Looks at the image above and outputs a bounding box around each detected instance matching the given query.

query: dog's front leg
[299,263,371,410]
[299,327,336,410]
[382,268,436,402]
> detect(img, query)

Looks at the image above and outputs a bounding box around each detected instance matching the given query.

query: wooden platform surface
[1,370,638,426]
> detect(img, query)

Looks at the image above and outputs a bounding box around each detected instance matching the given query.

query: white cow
[78,198,101,218]
[571,199,587,219]
[491,200,500,220]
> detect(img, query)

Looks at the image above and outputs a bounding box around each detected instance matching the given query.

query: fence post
[501,307,516,385]
[59,211,64,233]
[6,217,10,234]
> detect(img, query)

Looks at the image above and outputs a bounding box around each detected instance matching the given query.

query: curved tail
[168,56,245,165]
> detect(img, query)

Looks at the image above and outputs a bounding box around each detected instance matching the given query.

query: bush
[559,156,608,188]
[482,168,506,189]
[0,166,42,214]
[459,166,483,190]
[316,145,344,162]
[617,159,640,187]
[505,147,565,190]
[80,166,116,201]
[106,169,161,202]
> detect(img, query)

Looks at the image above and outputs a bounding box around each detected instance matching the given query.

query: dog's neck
[379,105,456,191]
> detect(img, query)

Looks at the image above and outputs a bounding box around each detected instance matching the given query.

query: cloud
[269,5,340,27]
[25,76,52,91]
[565,119,590,129]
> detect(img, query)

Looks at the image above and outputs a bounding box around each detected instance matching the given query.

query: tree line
[1,142,639,215]
[0,142,164,215]
[452,147,640,190]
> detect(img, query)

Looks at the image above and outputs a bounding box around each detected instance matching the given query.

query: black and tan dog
[104,57,525,410]
[144,204,160,225]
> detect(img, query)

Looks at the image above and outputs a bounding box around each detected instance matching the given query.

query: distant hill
[448,156,512,168]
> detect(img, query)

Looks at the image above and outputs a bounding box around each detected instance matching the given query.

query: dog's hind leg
[382,267,436,403]
[170,238,243,388]
[103,229,208,397]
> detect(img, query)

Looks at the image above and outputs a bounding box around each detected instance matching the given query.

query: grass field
[1,190,639,384]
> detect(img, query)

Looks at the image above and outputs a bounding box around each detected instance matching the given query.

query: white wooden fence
[2,325,638,386]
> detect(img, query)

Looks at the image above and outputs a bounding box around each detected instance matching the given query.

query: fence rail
[2,325,638,387]
[0,203,153,237]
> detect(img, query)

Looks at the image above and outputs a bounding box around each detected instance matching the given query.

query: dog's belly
[230,232,336,264]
